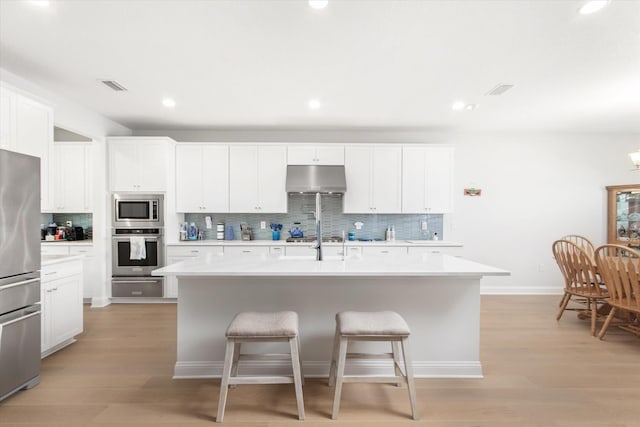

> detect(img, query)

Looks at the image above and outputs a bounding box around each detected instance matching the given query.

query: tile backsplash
[41,213,93,238]
[184,194,443,241]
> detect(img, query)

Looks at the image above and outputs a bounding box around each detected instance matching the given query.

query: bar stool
[328,310,419,420]
[216,311,305,422]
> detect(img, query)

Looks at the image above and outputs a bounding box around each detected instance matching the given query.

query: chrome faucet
[315,192,323,261]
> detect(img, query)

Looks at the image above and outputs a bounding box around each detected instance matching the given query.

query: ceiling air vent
[100,80,128,92]
[486,84,514,96]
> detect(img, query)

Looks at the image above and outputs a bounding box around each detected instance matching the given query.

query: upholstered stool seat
[329,311,419,420]
[216,311,305,422]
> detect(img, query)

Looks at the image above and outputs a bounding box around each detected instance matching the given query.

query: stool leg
[296,335,305,386]
[331,336,348,420]
[401,337,419,420]
[289,336,306,420]
[391,340,403,387]
[229,342,241,389]
[216,339,236,423]
[328,325,340,387]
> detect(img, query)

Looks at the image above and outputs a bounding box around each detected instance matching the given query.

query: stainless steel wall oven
[111,194,165,298]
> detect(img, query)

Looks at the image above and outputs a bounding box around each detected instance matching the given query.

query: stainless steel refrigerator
[0,149,42,401]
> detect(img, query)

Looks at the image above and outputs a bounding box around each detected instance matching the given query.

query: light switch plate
[421,221,428,231]
[260,221,266,229]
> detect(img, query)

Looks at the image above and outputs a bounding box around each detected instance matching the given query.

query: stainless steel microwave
[112,194,164,228]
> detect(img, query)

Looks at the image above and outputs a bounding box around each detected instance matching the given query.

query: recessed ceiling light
[308,98,322,110]
[309,0,328,10]
[465,104,479,110]
[578,0,610,15]
[162,98,176,108]
[451,101,466,111]
[31,0,50,7]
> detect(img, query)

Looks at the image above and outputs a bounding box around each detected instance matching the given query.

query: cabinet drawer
[41,245,70,256]
[167,246,223,257]
[269,246,286,255]
[224,246,269,256]
[112,279,163,297]
[68,246,94,257]
[407,246,463,257]
[362,246,407,256]
[285,245,316,256]
[42,260,82,282]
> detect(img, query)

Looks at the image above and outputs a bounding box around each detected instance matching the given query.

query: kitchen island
[152,252,509,378]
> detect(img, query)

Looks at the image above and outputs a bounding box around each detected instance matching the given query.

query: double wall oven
[111,194,164,297]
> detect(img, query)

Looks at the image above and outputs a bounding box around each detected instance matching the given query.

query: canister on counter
[217,223,225,240]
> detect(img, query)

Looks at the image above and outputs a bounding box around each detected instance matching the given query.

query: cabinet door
[201,145,229,212]
[287,146,316,165]
[49,274,83,346]
[175,144,204,212]
[402,145,454,213]
[53,143,92,212]
[110,142,140,191]
[15,94,53,211]
[343,146,372,213]
[402,146,427,213]
[424,146,453,213]
[229,145,259,212]
[316,145,344,165]
[257,145,287,212]
[371,146,401,213]
[138,141,167,191]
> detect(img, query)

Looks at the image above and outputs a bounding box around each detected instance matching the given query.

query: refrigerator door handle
[0,278,40,292]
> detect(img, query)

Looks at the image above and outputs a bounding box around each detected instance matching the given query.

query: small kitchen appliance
[240,223,252,241]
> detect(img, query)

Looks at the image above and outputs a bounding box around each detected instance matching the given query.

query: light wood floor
[1,296,639,426]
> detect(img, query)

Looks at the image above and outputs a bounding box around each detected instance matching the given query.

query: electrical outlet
[538,263,545,272]
[260,221,266,229]
[421,221,428,231]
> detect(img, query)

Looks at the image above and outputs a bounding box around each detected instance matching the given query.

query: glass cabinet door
[607,184,640,246]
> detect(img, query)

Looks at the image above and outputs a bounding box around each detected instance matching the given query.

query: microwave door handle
[114,237,160,241]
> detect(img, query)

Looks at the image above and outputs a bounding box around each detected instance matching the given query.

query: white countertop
[41,254,85,266]
[167,239,462,247]
[41,240,93,246]
[152,252,508,277]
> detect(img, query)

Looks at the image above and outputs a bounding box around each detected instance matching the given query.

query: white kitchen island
[152,252,509,379]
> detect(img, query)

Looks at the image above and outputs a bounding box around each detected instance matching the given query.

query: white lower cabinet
[165,245,224,298]
[42,244,96,299]
[41,259,83,357]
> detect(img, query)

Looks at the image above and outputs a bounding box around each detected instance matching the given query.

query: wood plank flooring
[1,296,639,426]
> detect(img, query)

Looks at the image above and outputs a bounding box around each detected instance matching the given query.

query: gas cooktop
[286,236,344,243]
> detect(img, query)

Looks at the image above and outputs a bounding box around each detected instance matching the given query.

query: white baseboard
[174,360,483,379]
[481,286,563,295]
[90,296,111,307]
[109,297,177,304]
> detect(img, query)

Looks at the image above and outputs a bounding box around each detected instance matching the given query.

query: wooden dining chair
[594,244,640,340]
[552,239,608,335]
[560,235,596,264]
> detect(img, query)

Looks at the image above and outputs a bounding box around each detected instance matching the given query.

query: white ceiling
[1,0,639,133]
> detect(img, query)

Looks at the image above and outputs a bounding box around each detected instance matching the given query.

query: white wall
[1,68,132,306]
[136,128,640,294]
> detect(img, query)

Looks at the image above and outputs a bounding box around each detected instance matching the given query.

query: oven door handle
[0,278,40,292]
[113,237,160,241]
[112,279,162,284]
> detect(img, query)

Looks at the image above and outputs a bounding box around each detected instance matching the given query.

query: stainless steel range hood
[286,165,347,194]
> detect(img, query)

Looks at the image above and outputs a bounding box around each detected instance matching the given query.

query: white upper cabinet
[287,145,345,165]
[402,145,454,213]
[229,145,287,213]
[343,145,402,213]
[175,143,229,212]
[0,85,54,211]
[52,142,93,212]
[108,137,172,192]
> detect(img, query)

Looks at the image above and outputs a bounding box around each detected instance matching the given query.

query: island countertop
[152,252,509,277]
